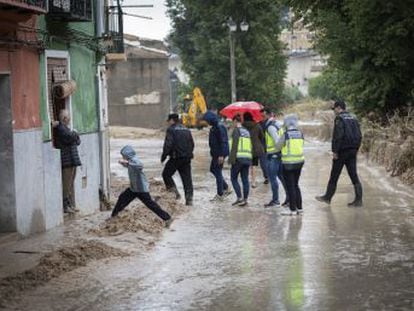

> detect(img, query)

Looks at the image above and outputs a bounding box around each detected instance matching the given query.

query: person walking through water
[203,110,232,202]
[262,108,289,207]
[277,114,305,216]
[316,100,363,207]
[53,109,81,214]
[161,113,195,206]
[228,114,252,206]
[242,112,265,188]
[110,145,172,227]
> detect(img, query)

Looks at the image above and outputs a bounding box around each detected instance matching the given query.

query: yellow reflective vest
[230,127,252,160]
[265,121,283,154]
[281,129,305,164]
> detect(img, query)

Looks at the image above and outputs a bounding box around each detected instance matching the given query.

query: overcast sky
[122,0,172,40]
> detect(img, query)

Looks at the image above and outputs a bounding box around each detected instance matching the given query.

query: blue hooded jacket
[120,145,149,193]
[203,111,229,158]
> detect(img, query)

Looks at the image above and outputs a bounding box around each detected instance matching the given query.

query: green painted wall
[38,15,98,140]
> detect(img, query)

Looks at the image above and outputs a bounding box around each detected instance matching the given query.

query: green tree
[289,0,414,114]
[166,0,287,110]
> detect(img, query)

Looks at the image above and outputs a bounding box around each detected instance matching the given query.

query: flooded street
[4,131,414,310]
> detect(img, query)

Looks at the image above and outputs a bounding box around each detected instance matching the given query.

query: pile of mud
[110,126,164,139]
[363,125,414,185]
[0,240,127,305]
[90,179,188,237]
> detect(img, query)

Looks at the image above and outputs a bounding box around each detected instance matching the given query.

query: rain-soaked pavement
[5,130,414,310]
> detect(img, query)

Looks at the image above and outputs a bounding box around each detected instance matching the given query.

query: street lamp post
[227,18,249,103]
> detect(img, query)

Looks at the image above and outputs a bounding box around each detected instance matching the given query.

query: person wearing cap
[276,114,305,216]
[110,145,172,227]
[316,100,363,207]
[161,113,195,206]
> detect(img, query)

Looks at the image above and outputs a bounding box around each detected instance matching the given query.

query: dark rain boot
[185,194,193,206]
[168,187,181,200]
[348,183,363,207]
[315,183,336,204]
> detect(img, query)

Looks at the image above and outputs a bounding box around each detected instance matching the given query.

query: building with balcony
[0,0,119,237]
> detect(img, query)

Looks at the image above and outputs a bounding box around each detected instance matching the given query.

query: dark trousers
[111,188,171,220]
[283,164,303,211]
[326,149,361,199]
[162,157,193,199]
[231,161,250,199]
[210,157,229,196]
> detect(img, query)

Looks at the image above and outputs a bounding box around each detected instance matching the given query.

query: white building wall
[74,133,101,216]
[13,129,46,236]
[42,142,64,230]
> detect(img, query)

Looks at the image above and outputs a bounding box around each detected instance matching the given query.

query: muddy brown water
[3,127,414,310]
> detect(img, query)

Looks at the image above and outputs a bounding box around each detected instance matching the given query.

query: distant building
[280,20,327,95]
[107,34,171,128]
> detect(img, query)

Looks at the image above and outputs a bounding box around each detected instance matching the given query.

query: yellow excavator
[180,87,208,128]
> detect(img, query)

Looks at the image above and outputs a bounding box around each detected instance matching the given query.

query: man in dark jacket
[316,100,363,207]
[242,112,265,188]
[161,113,195,206]
[53,109,81,214]
[203,111,232,201]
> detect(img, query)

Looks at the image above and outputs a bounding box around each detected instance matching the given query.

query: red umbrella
[220,101,264,122]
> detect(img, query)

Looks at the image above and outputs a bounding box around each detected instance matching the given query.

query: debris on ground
[0,240,127,306]
[89,179,189,237]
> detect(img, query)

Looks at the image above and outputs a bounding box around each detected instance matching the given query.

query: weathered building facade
[0,0,121,237]
[107,35,171,128]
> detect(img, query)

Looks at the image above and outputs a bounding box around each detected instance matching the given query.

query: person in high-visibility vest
[262,108,289,208]
[228,114,253,206]
[276,114,305,216]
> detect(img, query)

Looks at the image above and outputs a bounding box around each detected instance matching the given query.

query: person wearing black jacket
[161,113,195,206]
[203,111,232,202]
[316,100,363,207]
[53,109,81,214]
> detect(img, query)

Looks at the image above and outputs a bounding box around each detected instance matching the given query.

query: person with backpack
[316,100,363,207]
[228,115,252,206]
[261,108,289,207]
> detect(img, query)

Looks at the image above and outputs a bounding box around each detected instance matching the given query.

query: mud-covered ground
[1,125,413,310]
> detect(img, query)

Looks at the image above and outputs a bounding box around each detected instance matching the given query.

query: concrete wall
[74,133,101,216]
[42,142,63,230]
[108,58,170,128]
[13,129,46,236]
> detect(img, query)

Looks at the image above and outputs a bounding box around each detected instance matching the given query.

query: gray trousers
[62,166,77,208]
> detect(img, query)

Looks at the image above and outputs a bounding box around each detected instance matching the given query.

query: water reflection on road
[6,132,414,311]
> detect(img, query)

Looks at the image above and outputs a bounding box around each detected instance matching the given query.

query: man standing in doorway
[53,109,81,214]
[161,113,195,206]
[316,100,363,207]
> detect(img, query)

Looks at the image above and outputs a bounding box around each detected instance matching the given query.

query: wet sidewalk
[1,136,414,310]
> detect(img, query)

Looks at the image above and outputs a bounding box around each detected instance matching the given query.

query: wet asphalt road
[5,132,414,310]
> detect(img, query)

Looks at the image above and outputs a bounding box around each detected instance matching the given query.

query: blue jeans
[267,153,282,203]
[231,161,250,199]
[259,153,268,179]
[210,157,228,196]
